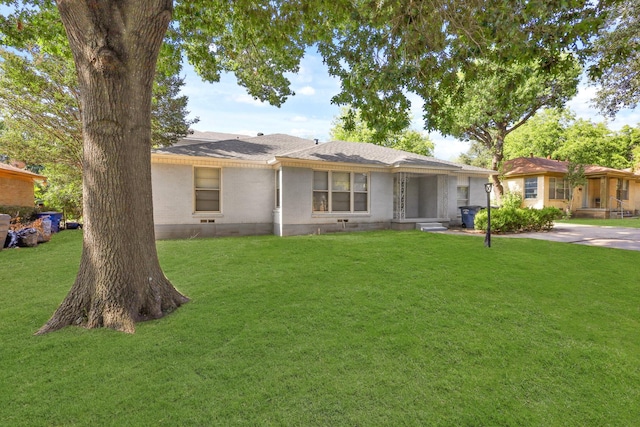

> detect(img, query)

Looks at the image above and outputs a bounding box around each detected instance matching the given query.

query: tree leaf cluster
[504,108,640,169]
[588,0,640,116]
[330,107,434,156]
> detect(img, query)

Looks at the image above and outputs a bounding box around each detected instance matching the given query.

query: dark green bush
[474,206,562,233]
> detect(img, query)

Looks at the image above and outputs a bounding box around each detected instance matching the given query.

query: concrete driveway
[493,223,640,251]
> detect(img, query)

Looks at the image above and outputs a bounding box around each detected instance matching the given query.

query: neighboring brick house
[503,156,640,218]
[0,163,46,208]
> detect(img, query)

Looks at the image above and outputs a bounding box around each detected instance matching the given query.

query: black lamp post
[484,182,493,247]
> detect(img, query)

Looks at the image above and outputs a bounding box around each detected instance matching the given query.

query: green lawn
[558,217,640,228]
[1,230,639,426]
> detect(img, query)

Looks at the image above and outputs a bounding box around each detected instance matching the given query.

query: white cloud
[294,65,314,84]
[231,94,266,107]
[289,128,319,139]
[297,86,316,96]
[567,82,640,130]
[291,115,308,122]
[432,133,470,161]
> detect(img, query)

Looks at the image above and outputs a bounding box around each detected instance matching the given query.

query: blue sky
[181,49,640,161]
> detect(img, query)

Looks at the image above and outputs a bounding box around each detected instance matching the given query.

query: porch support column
[437,175,449,218]
[394,173,409,220]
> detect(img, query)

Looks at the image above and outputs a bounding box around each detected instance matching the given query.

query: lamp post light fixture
[484,182,493,247]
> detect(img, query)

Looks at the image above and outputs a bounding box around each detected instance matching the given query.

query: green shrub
[474,206,563,233]
[501,191,523,210]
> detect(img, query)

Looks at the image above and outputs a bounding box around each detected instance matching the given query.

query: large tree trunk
[490,132,506,198]
[37,1,188,334]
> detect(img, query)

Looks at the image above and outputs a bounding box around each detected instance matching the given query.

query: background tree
[589,0,640,116]
[319,0,608,196]
[425,59,581,195]
[503,108,575,159]
[0,45,196,218]
[455,141,492,169]
[330,108,434,156]
[566,160,587,213]
[503,106,640,169]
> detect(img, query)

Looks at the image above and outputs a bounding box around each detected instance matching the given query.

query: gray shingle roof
[153,133,317,161]
[175,130,250,145]
[154,133,493,174]
[279,140,461,170]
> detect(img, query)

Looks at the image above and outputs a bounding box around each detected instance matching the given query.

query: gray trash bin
[459,205,483,228]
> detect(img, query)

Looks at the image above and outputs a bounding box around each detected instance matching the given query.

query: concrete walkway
[491,223,640,251]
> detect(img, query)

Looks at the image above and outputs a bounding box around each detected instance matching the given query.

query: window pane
[332,172,350,191]
[313,191,328,211]
[332,192,350,211]
[195,167,219,189]
[196,190,219,211]
[313,171,328,191]
[524,178,537,199]
[457,186,469,200]
[549,178,556,199]
[354,173,368,191]
[354,193,367,211]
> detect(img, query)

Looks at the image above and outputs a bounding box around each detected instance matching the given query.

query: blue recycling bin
[37,212,63,233]
[459,205,482,229]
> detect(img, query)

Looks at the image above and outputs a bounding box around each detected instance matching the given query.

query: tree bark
[37,0,188,334]
[490,131,506,198]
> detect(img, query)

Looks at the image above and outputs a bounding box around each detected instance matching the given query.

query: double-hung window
[457,186,469,207]
[313,171,368,213]
[524,177,538,199]
[549,177,570,200]
[194,167,220,212]
[617,179,629,200]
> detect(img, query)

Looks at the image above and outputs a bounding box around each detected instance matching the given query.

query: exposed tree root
[35,276,189,335]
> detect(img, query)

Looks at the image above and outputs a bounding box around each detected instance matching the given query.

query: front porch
[573,208,638,219]
[393,172,450,221]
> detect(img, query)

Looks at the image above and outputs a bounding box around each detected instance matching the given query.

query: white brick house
[151,132,492,238]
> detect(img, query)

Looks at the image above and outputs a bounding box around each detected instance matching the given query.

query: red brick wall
[0,175,36,207]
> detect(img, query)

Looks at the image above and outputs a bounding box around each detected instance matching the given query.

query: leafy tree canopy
[454,141,492,170]
[589,0,640,116]
[319,0,611,136]
[0,44,197,216]
[330,108,434,156]
[504,107,640,169]
[423,57,581,194]
[503,108,576,159]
